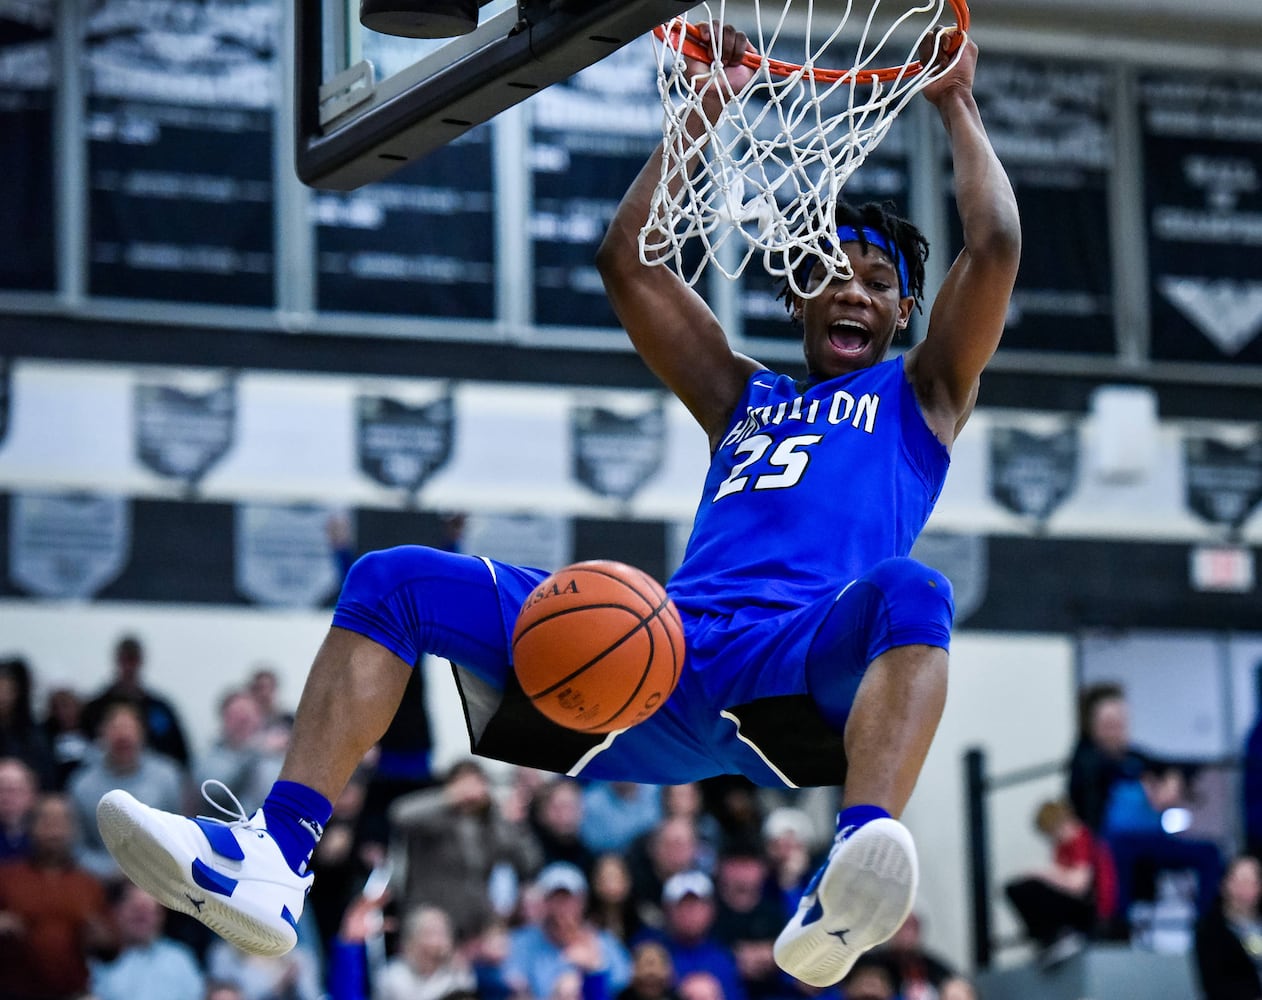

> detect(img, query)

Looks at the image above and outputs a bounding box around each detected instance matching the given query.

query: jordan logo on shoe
[185,893,206,912]
[828,928,850,944]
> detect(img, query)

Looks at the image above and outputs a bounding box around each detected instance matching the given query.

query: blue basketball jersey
[668,356,950,619]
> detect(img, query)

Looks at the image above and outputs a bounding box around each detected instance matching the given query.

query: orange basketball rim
[654,0,970,85]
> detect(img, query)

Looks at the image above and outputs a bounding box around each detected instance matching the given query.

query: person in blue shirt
[505,862,633,1000]
[91,882,204,1000]
[97,19,1019,993]
[638,872,747,1000]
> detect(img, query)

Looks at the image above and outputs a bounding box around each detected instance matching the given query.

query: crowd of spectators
[0,638,980,1000]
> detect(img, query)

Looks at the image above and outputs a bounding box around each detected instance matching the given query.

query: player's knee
[863,556,954,634]
[338,544,445,613]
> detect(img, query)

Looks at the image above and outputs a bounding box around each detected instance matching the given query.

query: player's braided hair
[777,200,930,316]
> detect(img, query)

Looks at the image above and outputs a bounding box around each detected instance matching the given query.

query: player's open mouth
[828,320,870,356]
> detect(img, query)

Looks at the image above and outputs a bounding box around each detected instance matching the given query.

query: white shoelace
[197,779,255,828]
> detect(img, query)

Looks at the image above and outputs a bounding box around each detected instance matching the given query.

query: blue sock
[262,781,333,874]
[836,804,891,837]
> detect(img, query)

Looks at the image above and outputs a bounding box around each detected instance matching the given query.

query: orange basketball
[512,560,685,734]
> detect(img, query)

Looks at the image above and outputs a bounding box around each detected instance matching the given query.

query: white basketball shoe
[773,817,918,987]
[97,783,313,957]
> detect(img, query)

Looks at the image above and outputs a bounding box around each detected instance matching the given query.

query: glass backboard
[296,0,696,190]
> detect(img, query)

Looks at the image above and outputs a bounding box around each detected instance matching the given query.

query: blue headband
[797,225,910,297]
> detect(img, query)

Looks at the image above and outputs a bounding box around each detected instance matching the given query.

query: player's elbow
[596,221,647,286]
[966,203,1021,270]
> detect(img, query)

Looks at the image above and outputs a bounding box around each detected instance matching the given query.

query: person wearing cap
[636,873,747,1000]
[505,862,633,1000]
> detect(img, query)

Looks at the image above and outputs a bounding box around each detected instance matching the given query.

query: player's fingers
[718,23,749,66]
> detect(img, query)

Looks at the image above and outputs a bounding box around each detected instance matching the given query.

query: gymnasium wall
[1,0,1261,974]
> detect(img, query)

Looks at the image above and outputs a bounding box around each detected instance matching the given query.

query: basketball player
[95,22,1019,989]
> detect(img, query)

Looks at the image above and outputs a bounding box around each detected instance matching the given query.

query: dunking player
[96,23,1019,988]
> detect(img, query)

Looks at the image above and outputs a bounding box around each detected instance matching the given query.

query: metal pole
[964,747,992,971]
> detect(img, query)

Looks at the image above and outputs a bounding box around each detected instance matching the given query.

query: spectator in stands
[1067,682,1150,834]
[0,792,117,999]
[582,782,662,855]
[41,685,92,790]
[91,882,205,1000]
[324,881,397,1000]
[661,784,722,874]
[81,635,192,769]
[938,976,980,1000]
[869,911,956,998]
[589,851,648,945]
[206,982,248,1000]
[700,778,765,855]
[467,917,516,1000]
[0,656,56,789]
[531,778,596,873]
[1003,799,1118,958]
[0,757,36,861]
[1194,853,1262,1000]
[195,689,285,814]
[389,757,540,940]
[761,808,818,918]
[838,959,895,1000]
[678,971,727,1000]
[376,904,477,1000]
[1244,713,1262,865]
[1102,759,1223,922]
[68,701,185,878]
[629,817,705,929]
[710,850,784,1000]
[618,941,682,1000]
[205,932,323,1000]
[248,666,295,733]
[642,872,746,1000]
[504,861,632,1000]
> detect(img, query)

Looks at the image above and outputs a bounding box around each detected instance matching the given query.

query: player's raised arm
[905,34,1021,448]
[596,23,763,447]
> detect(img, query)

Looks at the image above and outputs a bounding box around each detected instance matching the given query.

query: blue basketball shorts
[332,545,954,788]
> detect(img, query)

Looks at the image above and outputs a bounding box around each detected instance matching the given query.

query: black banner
[571,399,665,501]
[356,392,455,495]
[315,129,495,319]
[1184,436,1262,533]
[0,3,55,291]
[1142,72,1262,364]
[134,378,237,488]
[0,491,1256,633]
[85,0,277,306]
[953,56,1114,354]
[530,38,660,329]
[989,425,1079,521]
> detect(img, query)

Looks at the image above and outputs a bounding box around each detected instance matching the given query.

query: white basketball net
[641,0,966,299]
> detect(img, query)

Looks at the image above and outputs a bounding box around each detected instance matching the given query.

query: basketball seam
[520,602,661,700]
[513,563,685,732]
[578,597,677,732]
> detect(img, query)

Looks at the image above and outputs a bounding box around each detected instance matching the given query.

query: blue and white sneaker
[773,817,918,987]
[97,782,312,958]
